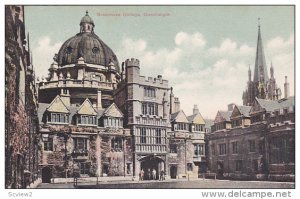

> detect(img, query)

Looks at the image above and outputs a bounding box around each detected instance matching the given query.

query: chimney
[284,76,289,98]
[60,88,70,106]
[228,103,235,111]
[193,104,199,115]
[170,87,174,114]
[174,97,180,113]
[97,90,102,110]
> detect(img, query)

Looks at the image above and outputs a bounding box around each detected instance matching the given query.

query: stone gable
[77,98,97,115]
[191,113,205,124]
[231,106,241,118]
[47,95,69,113]
[104,103,123,118]
[214,111,224,123]
[174,110,189,123]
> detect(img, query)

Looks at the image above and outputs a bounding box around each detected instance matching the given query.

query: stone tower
[242,22,282,106]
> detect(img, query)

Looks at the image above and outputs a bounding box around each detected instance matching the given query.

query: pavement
[37,178,295,189]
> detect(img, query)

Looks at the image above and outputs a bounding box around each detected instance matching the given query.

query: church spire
[253,18,269,83]
[248,64,251,82]
[270,61,274,78]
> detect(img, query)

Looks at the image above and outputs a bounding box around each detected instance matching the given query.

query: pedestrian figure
[140,169,144,181]
[152,169,156,180]
[147,169,151,180]
[160,170,164,181]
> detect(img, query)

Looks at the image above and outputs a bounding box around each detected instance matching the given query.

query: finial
[258,17,261,29]
[86,10,89,16]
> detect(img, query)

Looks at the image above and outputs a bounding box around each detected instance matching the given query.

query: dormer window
[176,123,188,131]
[194,124,204,132]
[104,117,123,128]
[77,115,97,126]
[48,112,69,124]
[66,46,73,54]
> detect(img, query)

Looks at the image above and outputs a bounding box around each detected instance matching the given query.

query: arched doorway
[42,166,52,183]
[140,155,164,180]
[170,165,177,179]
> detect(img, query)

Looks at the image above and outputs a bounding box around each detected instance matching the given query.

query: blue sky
[24,5,294,118]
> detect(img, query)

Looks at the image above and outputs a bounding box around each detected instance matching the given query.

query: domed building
[37,11,206,182]
[38,11,120,108]
[37,12,132,181]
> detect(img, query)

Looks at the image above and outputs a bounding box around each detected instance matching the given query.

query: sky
[24,5,294,119]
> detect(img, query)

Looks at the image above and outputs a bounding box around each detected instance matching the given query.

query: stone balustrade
[38,79,115,90]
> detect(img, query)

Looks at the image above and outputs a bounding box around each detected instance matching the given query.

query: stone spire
[253,19,269,83]
[248,64,251,82]
[270,61,274,79]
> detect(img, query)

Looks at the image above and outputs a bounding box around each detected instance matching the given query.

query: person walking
[160,170,164,181]
[147,169,151,180]
[140,169,144,181]
[152,169,157,180]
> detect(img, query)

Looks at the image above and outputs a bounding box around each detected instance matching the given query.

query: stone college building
[5,8,294,187]
[36,11,207,182]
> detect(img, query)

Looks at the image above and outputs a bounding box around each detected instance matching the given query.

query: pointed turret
[248,64,251,82]
[284,76,290,98]
[270,61,274,79]
[253,20,269,83]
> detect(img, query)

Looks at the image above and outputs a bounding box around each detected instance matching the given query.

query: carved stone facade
[5,5,39,188]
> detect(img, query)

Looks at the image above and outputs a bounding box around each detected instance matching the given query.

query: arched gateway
[139,155,165,180]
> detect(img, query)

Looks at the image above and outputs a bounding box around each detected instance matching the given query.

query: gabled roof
[219,111,232,122]
[47,95,69,113]
[38,103,50,123]
[170,110,189,123]
[187,112,205,124]
[278,96,295,108]
[236,105,251,117]
[103,103,123,118]
[77,98,97,115]
[255,98,280,112]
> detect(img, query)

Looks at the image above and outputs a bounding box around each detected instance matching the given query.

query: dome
[56,12,119,72]
[80,11,94,26]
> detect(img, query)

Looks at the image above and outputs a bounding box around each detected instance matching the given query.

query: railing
[39,79,114,90]
[135,144,167,153]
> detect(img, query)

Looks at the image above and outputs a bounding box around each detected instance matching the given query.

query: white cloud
[117,31,294,118]
[208,38,255,57]
[265,34,294,96]
[33,36,62,79]
[175,32,206,49]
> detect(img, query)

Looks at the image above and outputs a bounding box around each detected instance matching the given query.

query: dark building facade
[5,5,40,188]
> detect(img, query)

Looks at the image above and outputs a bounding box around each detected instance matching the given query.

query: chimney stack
[284,76,289,98]
[193,104,199,115]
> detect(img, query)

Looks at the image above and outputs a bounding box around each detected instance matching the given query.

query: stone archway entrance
[42,166,52,183]
[140,155,164,180]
